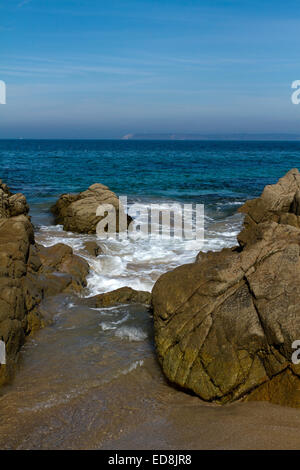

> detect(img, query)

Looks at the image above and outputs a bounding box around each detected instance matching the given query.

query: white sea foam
[114,326,147,342]
[39,224,64,232]
[121,360,144,375]
[35,200,243,296]
[91,304,131,312]
[100,322,117,331]
[111,360,144,381]
[99,312,130,331]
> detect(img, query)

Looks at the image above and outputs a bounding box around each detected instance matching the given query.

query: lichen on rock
[152,169,300,407]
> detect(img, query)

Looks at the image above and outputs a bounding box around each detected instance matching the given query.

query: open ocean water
[2,139,300,293]
[1,139,300,449]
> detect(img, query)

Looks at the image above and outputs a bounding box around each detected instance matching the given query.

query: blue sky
[1,0,300,138]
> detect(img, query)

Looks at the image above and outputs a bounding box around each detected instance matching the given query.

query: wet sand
[0,294,300,450]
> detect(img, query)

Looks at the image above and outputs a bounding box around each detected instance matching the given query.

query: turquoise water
[2,139,300,293]
[1,139,300,212]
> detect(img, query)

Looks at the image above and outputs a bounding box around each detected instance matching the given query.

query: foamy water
[36,200,243,296]
[31,199,243,368]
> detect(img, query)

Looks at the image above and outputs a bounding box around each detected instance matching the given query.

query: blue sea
[0,140,300,294]
[1,139,300,293]
[1,139,300,208]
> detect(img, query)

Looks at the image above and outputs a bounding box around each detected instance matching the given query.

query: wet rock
[0,180,12,197]
[0,214,37,386]
[0,184,90,387]
[81,287,151,308]
[84,240,102,257]
[152,169,300,407]
[51,183,131,234]
[0,184,29,219]
[8,193,29,217]
[238,168,300,247]
[34,243,89,292]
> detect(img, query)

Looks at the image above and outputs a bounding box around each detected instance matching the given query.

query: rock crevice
[152,169,300,407]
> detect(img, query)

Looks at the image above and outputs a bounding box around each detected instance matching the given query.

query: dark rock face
[152,169,300,407]
[0,182,89,387]
[81,287,151,308]
[51,184,131,234]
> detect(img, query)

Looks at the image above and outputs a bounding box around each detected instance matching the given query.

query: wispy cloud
[17,0,32,8]
[2,51,296,85]
[0,63,154,78]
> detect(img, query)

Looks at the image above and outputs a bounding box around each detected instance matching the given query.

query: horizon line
[1,135,300,142]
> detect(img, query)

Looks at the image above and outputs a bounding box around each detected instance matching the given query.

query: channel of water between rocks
[1,203,300,449]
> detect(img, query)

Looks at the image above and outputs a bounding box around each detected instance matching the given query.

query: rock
[0,183,90,387]
[0,191,29,219]
[51,184,131,234]
[0,180,29,219]
[0,189,9,218]
[8,193,29,217]
[33,243,89,292]
[81,287,151,308]
[152,169,300,407]
[84,241,102,257]
[238,168,300,247]
[0,180,12,197]
[0,214,38,386]
[246,368,300,408]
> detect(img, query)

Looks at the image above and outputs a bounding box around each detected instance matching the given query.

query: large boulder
[51,183,131,234]
[152,169,300,407]
[32,243,89,293]
[0,182,89,387]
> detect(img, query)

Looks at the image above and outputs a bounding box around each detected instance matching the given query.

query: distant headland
[121,133,300,141]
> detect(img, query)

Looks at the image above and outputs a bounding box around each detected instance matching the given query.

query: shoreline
[1,169,300,449]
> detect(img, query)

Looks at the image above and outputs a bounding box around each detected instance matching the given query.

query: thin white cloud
[0,63,154,77]
[17,0,32,7]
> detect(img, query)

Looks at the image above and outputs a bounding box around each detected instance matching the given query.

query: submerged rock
[51,183,131,234]
[81,287,151,308]
[0,182,89,387]
[152,169,300,407]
